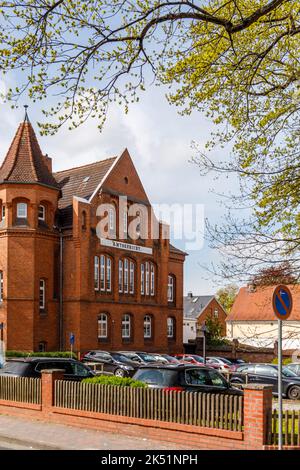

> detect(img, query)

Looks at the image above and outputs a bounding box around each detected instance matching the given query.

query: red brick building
[0,117,186,353]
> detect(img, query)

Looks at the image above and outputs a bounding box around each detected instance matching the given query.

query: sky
[0,77,240,296]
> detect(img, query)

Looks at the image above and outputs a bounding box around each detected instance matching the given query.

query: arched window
[17,202,27,219]
[167,317,175,339]
[94,255,113,293]
[98,313,108,339]
[122,314,131,339]
[124,258,129,293]
[144,315,152,339]
[108,206,116,235]
[167,275,175,303]
[141,262,155,297]
[38,341,47,352]
[39,279,46,312]
[0,271,3,302]
[38,204,46,222]
[123,209,128,238]
[0,201,5,222]
[119,260,123,293]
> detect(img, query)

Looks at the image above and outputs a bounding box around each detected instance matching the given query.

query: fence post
[243,384,273,450]
[41,369,65,413]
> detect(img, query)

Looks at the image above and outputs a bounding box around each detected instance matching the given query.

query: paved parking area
[0,415,189,450]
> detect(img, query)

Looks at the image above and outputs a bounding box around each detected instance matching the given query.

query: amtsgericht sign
[100,238,153,255]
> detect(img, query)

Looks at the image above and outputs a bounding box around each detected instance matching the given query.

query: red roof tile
[0,121,59,189]
[227,285,300,322]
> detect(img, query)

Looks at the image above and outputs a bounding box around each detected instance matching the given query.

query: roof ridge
[53,156,117,175]
[25,122,38,181]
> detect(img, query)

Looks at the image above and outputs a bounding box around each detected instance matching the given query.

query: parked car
[81,351,139,377]
[133,364,243,395]
[158,354,181,364]
[206,356,233,373]
[0,357,95,381]
[174,354,220,369]
[230,363,300,399]
[285,363,300,376]
[117,351,163,365]
[223,358,247,371]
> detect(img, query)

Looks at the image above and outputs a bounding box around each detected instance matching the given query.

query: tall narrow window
[150,264,155,296]
[39,279,46,311]
[167,317,175,339]
[141,264,145,295]
[119,260,123,293]
[1,205,5,221]
[98,314,108,339]
[168,275,175,302]
[109,207,116,235]
[94,256,99,291]
[100,255,105,291]
[145,262,150,296]
[106,258,112,292]
[38,205,46,222]
[0,271,3,302]
[144,315,152,339]
[122,314,131,339]
[124,258,129,293]
[129,261,135,294]
[17,202,27,219]
[123,210,128,238]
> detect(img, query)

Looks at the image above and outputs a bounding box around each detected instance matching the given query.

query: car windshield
[110,353,134,363]
[282,367,298,378]
[138,353,158,363]
[134,369,177,386]
[162,355,180,364]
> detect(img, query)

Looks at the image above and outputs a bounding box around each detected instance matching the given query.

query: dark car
[133,364,243,395]
[230,363,300,399]
[0,357,95,381]
[81,351,139,377]
[285,363,300,376]
[118,351,163,365]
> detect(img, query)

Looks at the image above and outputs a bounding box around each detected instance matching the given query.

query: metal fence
[54,381,243,431]
[0,376,41,404]
[268,409,300,446]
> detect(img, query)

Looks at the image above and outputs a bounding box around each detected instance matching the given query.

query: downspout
[59,228,64,351]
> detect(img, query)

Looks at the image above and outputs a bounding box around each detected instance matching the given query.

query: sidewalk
[0,414,189,450]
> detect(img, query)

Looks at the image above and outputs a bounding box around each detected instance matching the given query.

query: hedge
[5,351,77,359]
[82,375,147,388]
[272,357,292,365]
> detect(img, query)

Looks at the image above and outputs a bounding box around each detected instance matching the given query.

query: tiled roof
[0,121,59,189]
[169,244,187,256]
[227,285,300,322]
[54,157,117,227]
[183,294,214,319]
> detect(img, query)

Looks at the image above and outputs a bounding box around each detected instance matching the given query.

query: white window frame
[123,210,128,238]
[109,207,115,234]
[129,261,135,294]
[124,258,129,293]
[167,317,175,338]
[100,255,105,291]
[144,315,152,339]
[145,262,149,296]
[122,314,131,339]
[118,260,123,293]
[17,202,27,219]
[141,264,145,295]
[38,204,46,221]
[94,256,100,291]
[98,314,108,339]
[214,309,219,319]
[106,257,112,292]
[39,279,46,311]
[167,275,174,302]
[1,205,5,221]
[150,264,155,296]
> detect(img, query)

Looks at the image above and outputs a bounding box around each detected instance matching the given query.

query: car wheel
[114,368,125,378]
[287,386,300,400]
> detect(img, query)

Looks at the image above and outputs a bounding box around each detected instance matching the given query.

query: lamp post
[200,323,207,364]
[0,322,5,366]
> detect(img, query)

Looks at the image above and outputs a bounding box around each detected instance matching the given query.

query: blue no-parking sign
[272,285,293,320]
[70,333,75,346]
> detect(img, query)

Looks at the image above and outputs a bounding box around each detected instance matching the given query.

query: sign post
[272,285,293,451]
[69,332,75,358]
[200,323,207,364]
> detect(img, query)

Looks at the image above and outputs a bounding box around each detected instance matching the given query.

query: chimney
[44,154,53,173]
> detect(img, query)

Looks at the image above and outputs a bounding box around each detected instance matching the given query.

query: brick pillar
[243,384,273,449]
[41,369,65,412]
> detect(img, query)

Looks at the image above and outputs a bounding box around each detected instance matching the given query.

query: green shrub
[272,357,292,365]
[5,351,77,359]
[82,375,147,388]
